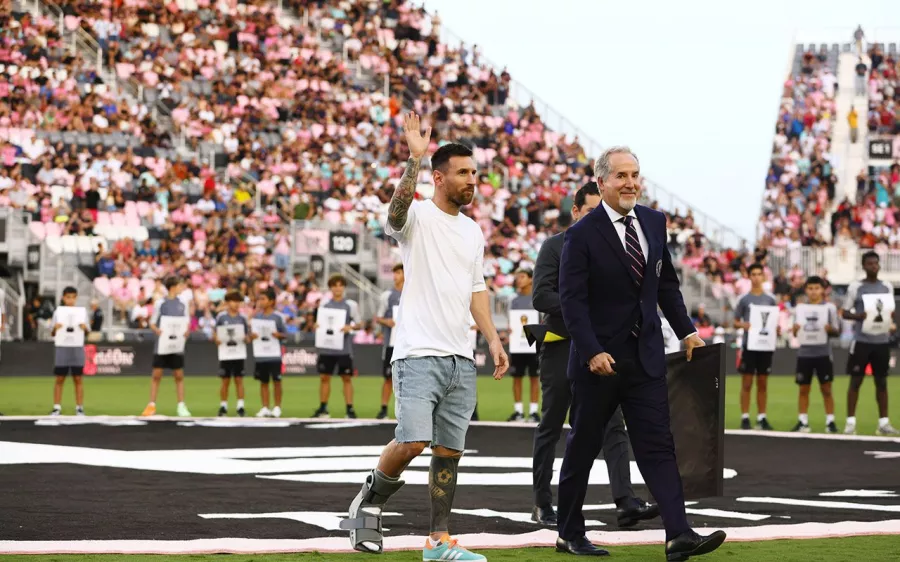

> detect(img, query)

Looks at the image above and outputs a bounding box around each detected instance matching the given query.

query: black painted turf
[1,421,898,540]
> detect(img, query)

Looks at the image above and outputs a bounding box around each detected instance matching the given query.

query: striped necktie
[621,215,645,337]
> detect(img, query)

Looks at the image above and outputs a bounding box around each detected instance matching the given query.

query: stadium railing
[765,245,900,285]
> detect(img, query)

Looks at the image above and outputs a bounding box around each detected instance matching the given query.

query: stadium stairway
[834,50,870,205]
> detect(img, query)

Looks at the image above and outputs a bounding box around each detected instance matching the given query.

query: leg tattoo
[429,454,461,534]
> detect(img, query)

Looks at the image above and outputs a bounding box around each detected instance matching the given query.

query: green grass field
[1,536,900,562]
[1,373,898,434]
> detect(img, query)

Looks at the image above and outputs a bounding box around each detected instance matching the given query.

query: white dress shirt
[601,200,649,260]
[601,201,697,342]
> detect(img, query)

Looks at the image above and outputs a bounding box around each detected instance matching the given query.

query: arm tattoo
[388,156,421,231]
[428,454,460,534]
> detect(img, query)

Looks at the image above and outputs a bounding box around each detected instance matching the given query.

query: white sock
[741,413,749,420]
[53,404,61,410]
[148,401,156,406]
[428,537,443,547]
[846,416,857,425]
[177,401,185,408]
[826,414,835,424]
[514,402,523,414]
[529,402,539,415]
[798,413,808,425]
[879,417,890,428]
[220,401,227,408]
[237,399,245,409]
[757,413,767,422]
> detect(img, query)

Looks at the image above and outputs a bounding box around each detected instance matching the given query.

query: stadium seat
[93,276,111,296]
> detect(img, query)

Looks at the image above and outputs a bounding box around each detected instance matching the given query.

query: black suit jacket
[559,203,695,380]
[531,231,568,339]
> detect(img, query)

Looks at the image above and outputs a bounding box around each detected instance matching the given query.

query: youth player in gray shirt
[840,251,899,435]
[374,264,403,420]
[142,277,192,417]
[507,269,540,422]
[790,276,840,433]
[50,286,90,416]
[213,290,251,417]
[733,263,779,430]
[313,274,361,419]
[252,287,287,418]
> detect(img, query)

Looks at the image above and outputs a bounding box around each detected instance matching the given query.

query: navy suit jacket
[558,203,696,380]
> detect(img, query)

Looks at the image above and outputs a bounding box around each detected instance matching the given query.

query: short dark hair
[861,250,880,265]
[516,268,533,278]
[164,277,181,290]
[261,287,277,302]
[328,273,346,288]
[62,286,77,296]
[574,181,600,210]
[431,143,473,173]
[748,263,765,275]
[392,263,404,272]
[805,275,825,288]
[224,290,242,302]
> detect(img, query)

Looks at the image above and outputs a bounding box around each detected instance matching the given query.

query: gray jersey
[52,307,86,367]
[215,311,249,330]
[793,301,840,358]
[734,292,778,351]
[315,298,360,356]
[151,297,189,355]
[253,311,287,363]
[380,288,402,349]
[843,279,895,344]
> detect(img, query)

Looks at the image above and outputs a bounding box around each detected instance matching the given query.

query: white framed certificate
[795,303,829,346]
[217,324,247,361]
[509,309,539,354]
[747,304,779,352]
[251,318,281,358]
[861,293,895,336]
[389,305,399,347]
[316,307,347,351]
[158,316,189,355]
[54,306,87,348]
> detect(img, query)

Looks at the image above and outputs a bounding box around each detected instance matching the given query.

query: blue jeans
[392,355,477,451]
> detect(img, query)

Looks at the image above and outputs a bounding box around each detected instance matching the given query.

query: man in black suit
[555,147,726,559]
[531,181,659,529]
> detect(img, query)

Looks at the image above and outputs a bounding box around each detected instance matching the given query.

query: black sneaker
[507,412,525,422]
[757,418,774,431]
[529,412,541,423]
[346,407,358,419]
[312,407,330,418]
[826,421,838,434]
[791,421,810,433]
[376,408,388,420]
[217,406,227,417]
[740,418,751,430]
[237,407,246,418]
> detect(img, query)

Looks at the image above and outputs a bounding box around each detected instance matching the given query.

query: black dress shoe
[617,498,660,528]
[665,529,727,561]
[555,536,610,556]
[531,505,558,526]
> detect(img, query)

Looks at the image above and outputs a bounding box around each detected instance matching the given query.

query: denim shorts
[392,355,477,451]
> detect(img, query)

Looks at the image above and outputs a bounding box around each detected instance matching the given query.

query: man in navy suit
[555,147,726,560]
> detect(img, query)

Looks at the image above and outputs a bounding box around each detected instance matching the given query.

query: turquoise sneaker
[423,534,486,561]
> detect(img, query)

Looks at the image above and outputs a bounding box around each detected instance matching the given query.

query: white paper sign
[389,305,399,347]
[217,324,247,361]
[54,306,86,348]
[747,304,779,352]
[316,307,347,351]
[795,304,829,346]
[509,309,540,354]
[158,316,189,355]
[861,293,895,336]
[251,318,281,358]
[660,317,681,354]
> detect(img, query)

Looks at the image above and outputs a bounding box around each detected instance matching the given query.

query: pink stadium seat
[97,211,110,226]
[136,201,150,217]
[124,201,137,215]
[111,213,125,227]
[29,221,46,240]
[141,279,155,296]
[109,277,124,292]
[125,214,140,228]
[93,277,110,296]
[44,222,61,238]
[126,278,140,298]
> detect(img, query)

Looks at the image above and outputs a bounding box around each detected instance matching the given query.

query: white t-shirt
[385,199,486,362]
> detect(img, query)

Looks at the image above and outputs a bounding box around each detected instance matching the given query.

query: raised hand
[403,112,432,159]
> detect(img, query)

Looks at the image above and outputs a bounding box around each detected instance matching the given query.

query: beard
[618,196,637,212]
[452,189,475,208]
